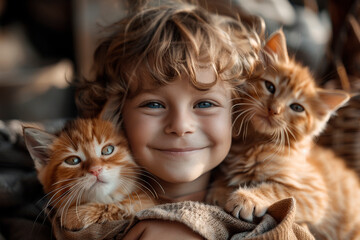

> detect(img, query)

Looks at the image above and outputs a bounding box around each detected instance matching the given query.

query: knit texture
[52,198,314,240]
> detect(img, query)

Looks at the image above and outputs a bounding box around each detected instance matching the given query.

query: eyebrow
[136,85,229,96]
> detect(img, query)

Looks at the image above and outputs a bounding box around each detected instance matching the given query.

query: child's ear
[23,127,56,172]
[317,89,350,112]
[264,29,289,63]
[99,97,122,129]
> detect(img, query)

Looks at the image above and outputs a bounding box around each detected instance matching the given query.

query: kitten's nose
[268,106,280,115]
[89,167,102,177]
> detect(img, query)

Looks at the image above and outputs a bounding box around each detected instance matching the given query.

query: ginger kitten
[207,30,360,239]
[23,115,157,230]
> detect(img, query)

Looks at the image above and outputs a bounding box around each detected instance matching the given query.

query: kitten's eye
[101,145,114,155]
[65,156,81,165]
[290,103,305,112]
[265,81,276,94]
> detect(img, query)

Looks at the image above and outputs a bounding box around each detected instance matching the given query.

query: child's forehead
[195,68,216,84]
[128,67,231,97]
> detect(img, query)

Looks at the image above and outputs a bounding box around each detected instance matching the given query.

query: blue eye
[290,103,305,112]
[195,101,213,108]
[265,81,276,94]
[143,102,164,109]
[101,145,114,155]
[65,156,81,165]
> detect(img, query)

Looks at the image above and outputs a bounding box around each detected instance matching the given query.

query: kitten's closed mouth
[91,176,107,185]
[254,115,273,127]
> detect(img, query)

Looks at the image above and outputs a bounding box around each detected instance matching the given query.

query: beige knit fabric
[52,198,314,240]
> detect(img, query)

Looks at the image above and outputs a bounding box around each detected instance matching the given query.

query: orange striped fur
[23,118,156,230]
[207,30,360,239]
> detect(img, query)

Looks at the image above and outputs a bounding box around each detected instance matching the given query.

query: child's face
[122,69,233,184]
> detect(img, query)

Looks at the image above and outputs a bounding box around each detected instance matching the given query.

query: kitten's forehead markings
[261,74,273,82]
[275,75,281,85]
[93,138,104,158]
[66,146,86,162]
[294,90,303,101]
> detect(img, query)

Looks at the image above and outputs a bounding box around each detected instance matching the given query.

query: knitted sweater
[52,198,314,240]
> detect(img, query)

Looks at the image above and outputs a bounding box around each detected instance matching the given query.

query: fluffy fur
[207,30,360,239]
[23,117,157,230]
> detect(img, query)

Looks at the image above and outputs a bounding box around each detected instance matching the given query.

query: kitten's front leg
[63,203,131,230]
[225,187,271,222]
[225,180,327,224]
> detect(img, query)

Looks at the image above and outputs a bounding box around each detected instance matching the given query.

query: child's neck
[155,172,211,202]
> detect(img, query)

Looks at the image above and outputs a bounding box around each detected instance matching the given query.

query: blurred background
[0,0,358,122]
[0,0,128,121]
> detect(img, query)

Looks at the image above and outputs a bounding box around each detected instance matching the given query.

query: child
[77,2,252,201]
[54,2,314,239]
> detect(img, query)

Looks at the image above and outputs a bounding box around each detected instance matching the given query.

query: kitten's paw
[97,203,131,223]
[61,205,92,230]
[225,189,268,222]
[62,203,131,230]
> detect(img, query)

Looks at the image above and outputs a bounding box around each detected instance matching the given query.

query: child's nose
[164,109,195,136]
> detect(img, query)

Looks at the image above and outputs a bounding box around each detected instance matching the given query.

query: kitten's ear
[99,97,122,129]
[264,29,289,63]
[23,127,56,172]
[318,89,350,111]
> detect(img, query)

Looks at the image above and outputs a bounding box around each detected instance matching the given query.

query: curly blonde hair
[75,2,261,118]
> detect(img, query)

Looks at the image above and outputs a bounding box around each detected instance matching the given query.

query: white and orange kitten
[207,30,360,239]
[23,114,157,230]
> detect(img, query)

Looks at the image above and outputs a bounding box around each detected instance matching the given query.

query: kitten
[207,30,360,239]
[23,115,157,230]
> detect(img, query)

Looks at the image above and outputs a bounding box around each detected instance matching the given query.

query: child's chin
[162,171,204,184]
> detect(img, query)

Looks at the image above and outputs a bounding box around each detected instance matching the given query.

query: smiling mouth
[153,147,206,154]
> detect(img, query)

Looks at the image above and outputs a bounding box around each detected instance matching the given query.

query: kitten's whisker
[59,184,84,226]
[239,111,254,140]
[121,166,164,193]
[122,168,165,197]
[247,83,261,99]
[136,174,165,195]
[238,89,260,104]
[232,108,253,137]
[50,191,71,225]
[237,91,266,111]
[52,177,82,186]
[232,101,262,111]
[287,125,298,142]
[122,174,159,198]
[244,112,256,139]
[75,185,87,221]
[268,131,282,160]
[123,176,155,202]
[50,180,85,219]
[36,181,76,208]
[129,189,142,210]
[45,183,77,210]
[119,178,136,205]
[277,130,285,154]
[283,127,292,156]
[123,175,156,199]
[32,146,50,150]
